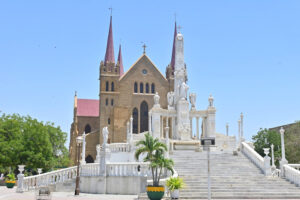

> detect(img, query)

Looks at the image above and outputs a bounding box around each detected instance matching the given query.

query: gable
[119,54,168,83]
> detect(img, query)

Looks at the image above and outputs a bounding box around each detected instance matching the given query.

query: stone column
[165,117,170,158]
[238,120,241,148]
[95,144,101,163]
[16,165,25,193]
[190,117,193,138]
[81,132,86,165]
[196,117,200,139]
[203,117,207,138]
[279,127,288,176]
[126,121,130,142]
[240,113,244,141]
[271,144,276,170]
[149,112,152,135]
[206,95,216,138]
[151,109,161,139]
[172,117,176,139]
[263,148,272,176]
[226,123,229,136]
[161,116,164,138]
[130,116,133,135]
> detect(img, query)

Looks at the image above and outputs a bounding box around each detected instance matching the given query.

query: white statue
[154,92,160,108]
[208,94,214,107]
[102,127,109,147]
[189,93,196,110]
[167,91,174,109]
[179,82,189,100]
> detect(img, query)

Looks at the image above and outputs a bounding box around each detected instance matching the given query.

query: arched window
[111,99,114,106]
[140,83,144,93]
[108,118,111,125]
[140,101,149,133]
[85,155,94,163]
[134,82,138,93]
[84,124,91,134]
[151,83,155,94]
[105,81,109,91]
[132,108,138,134]
[146,83,149,93]
[111,82,115,91]
[105,98,108,106]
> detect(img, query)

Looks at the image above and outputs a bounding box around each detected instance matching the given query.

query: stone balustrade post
[240,112,244,141]
[95,144,101,163]
[126,121,130,142]
[263,148,272,176]
[149,112,152,135]
[16,165,25,193]
[196,117,199,139]
[238,120,241,150]
[271,144,276,171]
[81,132,86,165]
[226,123,229,136]
[279,127,288,177]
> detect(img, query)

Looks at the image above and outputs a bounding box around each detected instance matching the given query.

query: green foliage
[135,133,174,186]
[284,122,300,163]
[5,173,15,181]
[0,113,70,174]
[252,128,281,166]
[166,177,184,191]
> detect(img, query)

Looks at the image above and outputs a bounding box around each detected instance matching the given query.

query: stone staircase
[168,150,300,199]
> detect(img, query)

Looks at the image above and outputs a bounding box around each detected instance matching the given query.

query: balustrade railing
[284,164,300,186]
[109,143,131,152]
[241,142,264,172]
[22,166,77,191]
[106,162,151,177]
[81,163,100,176]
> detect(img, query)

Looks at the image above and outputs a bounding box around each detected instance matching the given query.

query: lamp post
[75,136,83,195]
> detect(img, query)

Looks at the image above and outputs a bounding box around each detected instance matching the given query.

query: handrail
[241,142,264,172]
[284,164,300,186]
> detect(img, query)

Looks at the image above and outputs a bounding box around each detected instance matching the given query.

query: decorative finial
[109,7,113,16]
[75,91,77,96]
[142,43,147,54]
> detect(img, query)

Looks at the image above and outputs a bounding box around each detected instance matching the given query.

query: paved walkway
[0,186,138,200]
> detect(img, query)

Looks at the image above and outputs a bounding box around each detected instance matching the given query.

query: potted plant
[135,133,174,200]
[166,176,184,199]
[5,173,16,188]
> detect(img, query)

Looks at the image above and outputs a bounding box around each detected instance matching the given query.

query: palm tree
[135,133,174,186]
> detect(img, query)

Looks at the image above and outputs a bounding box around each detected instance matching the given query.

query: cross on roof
[142,43,147,54]
[109,7,113,16]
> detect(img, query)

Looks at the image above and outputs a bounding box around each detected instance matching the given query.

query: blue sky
[1,0,300,147]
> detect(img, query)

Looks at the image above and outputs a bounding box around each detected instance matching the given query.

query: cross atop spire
[170,21,177,70]
[142,43,147,54]
[117,44,124,76]
[104,15,115,64]
[109,7,113,16]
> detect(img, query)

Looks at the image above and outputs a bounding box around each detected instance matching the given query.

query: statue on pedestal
[167,91,174,110]
[179,82,189,100]
[189,93,196,110]
[154,92,160,108]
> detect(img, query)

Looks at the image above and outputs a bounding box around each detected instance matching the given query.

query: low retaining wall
[80,176,147,195]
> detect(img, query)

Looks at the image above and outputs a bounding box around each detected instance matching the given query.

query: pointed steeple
[170,21,177,70]
[117,44,124,76]
[104,16,115,64]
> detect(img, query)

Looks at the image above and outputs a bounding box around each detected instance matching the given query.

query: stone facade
[69,17,175,164]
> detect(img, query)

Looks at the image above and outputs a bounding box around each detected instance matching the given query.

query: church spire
[170,21,177,70]
[104,16,115,64]
[117,44,124,76]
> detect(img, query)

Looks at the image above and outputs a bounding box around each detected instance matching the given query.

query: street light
[75,136,83,195]
[201,137,215,200]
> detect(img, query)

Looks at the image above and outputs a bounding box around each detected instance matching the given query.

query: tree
[285,122,300,163]
[0,113,70,174]
[252,128,281,166]
[135,133,174,186]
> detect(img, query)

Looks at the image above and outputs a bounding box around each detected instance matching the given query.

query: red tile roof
[77,99,99,117]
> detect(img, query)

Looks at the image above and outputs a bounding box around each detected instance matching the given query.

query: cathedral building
[69,16,178,164]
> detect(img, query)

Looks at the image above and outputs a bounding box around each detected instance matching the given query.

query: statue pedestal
[176,99,191,140]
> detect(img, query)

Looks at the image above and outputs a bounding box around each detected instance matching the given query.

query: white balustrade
[106,162,151,177]
[81,163,100,176]
[108,143,131,152]
[284,164,300,186]
[22,166,77,191]
[241,142,264,172]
